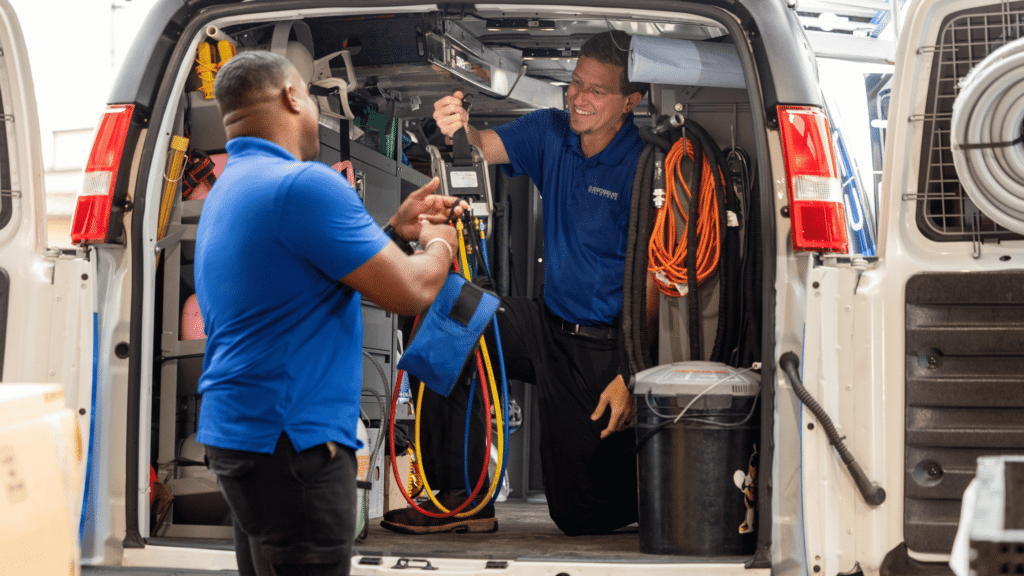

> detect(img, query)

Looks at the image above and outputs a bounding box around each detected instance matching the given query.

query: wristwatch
[383,223,415,255]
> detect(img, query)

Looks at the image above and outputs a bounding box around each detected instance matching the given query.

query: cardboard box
[0,384,81,576]
[384,452,413,513]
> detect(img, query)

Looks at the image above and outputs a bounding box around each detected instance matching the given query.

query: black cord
[779,352,885,506]
[633,388,761,454]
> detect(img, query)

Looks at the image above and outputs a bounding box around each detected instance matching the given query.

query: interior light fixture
[522,48,578,60]
[485,19,557,32]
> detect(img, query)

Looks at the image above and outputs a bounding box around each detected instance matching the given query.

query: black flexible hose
[636,149,658,370]
[778,352,886,506]
[739,160,762,369]
[724,147,758,368]
[624,121,678,376]
[622,144,651,377]
[684,131,703,359]
[673,121,730,362]
[712,147,741,363]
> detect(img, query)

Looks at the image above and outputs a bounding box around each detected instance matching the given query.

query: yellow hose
[413,217,504,517]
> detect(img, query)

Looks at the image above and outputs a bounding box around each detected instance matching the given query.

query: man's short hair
[578,30,649,98]
[214,50,294,115]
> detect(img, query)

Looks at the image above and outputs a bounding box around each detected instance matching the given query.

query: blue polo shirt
[493,109,643,325]
[194,137,388,454]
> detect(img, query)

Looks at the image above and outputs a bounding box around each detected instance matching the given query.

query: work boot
[380,490,498,534]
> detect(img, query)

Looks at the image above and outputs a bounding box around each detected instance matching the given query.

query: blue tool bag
[398,272,500,397]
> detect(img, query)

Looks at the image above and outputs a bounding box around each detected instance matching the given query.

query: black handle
[451,94,475,166]
[779,352,886,506]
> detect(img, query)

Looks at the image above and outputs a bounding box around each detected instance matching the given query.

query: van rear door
[0,0,95,537]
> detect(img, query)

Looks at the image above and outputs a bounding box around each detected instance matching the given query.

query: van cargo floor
[356,501,733,563]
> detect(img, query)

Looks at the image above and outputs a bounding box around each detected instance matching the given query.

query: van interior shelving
[148,4,762,563]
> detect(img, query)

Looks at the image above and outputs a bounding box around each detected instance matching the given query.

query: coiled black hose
[622,143,652,377]
[623,120,677,376]
[624,115,745,373]
[727,148,761,369]
[673,120,734,364]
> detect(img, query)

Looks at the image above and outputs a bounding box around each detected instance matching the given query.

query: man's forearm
[464,124,484,149]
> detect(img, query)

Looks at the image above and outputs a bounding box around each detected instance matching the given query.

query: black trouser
[420,296,639,535]
[205,433,356,576]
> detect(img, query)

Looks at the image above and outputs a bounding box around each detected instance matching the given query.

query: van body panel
[80,246,132,566]
[0,0,43,251]
[740,0,823,112]
[0,0,53,383]
[0,0,96,565]
[879,0,1024,563]
[797,262,903,575]
[800,264,859,575]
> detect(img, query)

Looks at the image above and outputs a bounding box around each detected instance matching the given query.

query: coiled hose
[625,115,739,370]
[623,119,676,376]
[951,36,1024,235]
[649,135,722,297]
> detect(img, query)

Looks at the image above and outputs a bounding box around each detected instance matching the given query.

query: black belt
[547,310,618,341]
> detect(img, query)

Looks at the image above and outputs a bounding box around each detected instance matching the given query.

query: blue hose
[461,222,510,504]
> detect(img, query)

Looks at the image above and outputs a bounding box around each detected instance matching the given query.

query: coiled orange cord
[648,136,722,297]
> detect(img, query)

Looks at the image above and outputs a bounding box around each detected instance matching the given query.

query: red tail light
[71,105,134,245]
[777,105,848,253]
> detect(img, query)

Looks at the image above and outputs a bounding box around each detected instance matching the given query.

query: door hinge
[45,246,87,260]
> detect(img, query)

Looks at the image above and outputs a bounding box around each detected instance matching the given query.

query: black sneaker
[380,490,498,534]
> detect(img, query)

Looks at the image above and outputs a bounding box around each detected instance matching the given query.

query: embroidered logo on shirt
[586,185,618,201]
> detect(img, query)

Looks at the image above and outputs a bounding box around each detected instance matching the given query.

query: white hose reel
[951,37,1024,235]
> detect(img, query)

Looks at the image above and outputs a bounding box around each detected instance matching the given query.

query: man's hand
[389,177,467,241]
[591,375,635,439]
[433,91,470,139]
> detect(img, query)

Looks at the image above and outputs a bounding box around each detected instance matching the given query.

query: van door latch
[392,558,438,570]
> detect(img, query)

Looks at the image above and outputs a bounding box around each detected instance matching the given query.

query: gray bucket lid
[632,361,760,399]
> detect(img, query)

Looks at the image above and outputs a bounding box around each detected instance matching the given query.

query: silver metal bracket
[971,211,982,259]
[155,225,187,256]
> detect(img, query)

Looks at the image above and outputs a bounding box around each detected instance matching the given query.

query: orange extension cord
[648,136,723,297]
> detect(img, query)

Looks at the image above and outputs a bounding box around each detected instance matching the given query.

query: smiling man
[382,30,649,537]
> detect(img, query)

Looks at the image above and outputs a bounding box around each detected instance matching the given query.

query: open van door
[0,0,96,546]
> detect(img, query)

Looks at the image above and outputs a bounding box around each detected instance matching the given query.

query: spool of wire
[951,37,1024,234]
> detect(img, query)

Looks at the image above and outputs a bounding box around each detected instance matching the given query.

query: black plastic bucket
[633,362,760,556]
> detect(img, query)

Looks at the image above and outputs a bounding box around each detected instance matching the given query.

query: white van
[0,0,1019,574]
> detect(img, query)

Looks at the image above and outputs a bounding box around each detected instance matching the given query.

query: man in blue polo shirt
[382,30,650,537]
[196,51,463,576]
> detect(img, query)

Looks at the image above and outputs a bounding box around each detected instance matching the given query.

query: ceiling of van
[300,10,735,119]
[263,1,899,122]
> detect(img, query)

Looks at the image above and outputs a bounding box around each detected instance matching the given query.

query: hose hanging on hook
[623,113,743,372]
[622,122,669,377]
[648,135,722,297]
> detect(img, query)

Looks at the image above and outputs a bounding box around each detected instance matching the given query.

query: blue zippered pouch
[397,272,500,397]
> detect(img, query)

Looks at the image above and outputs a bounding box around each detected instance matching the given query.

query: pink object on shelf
[332,160,356,187]
[180,293,206,340]
[184,152,228,201]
